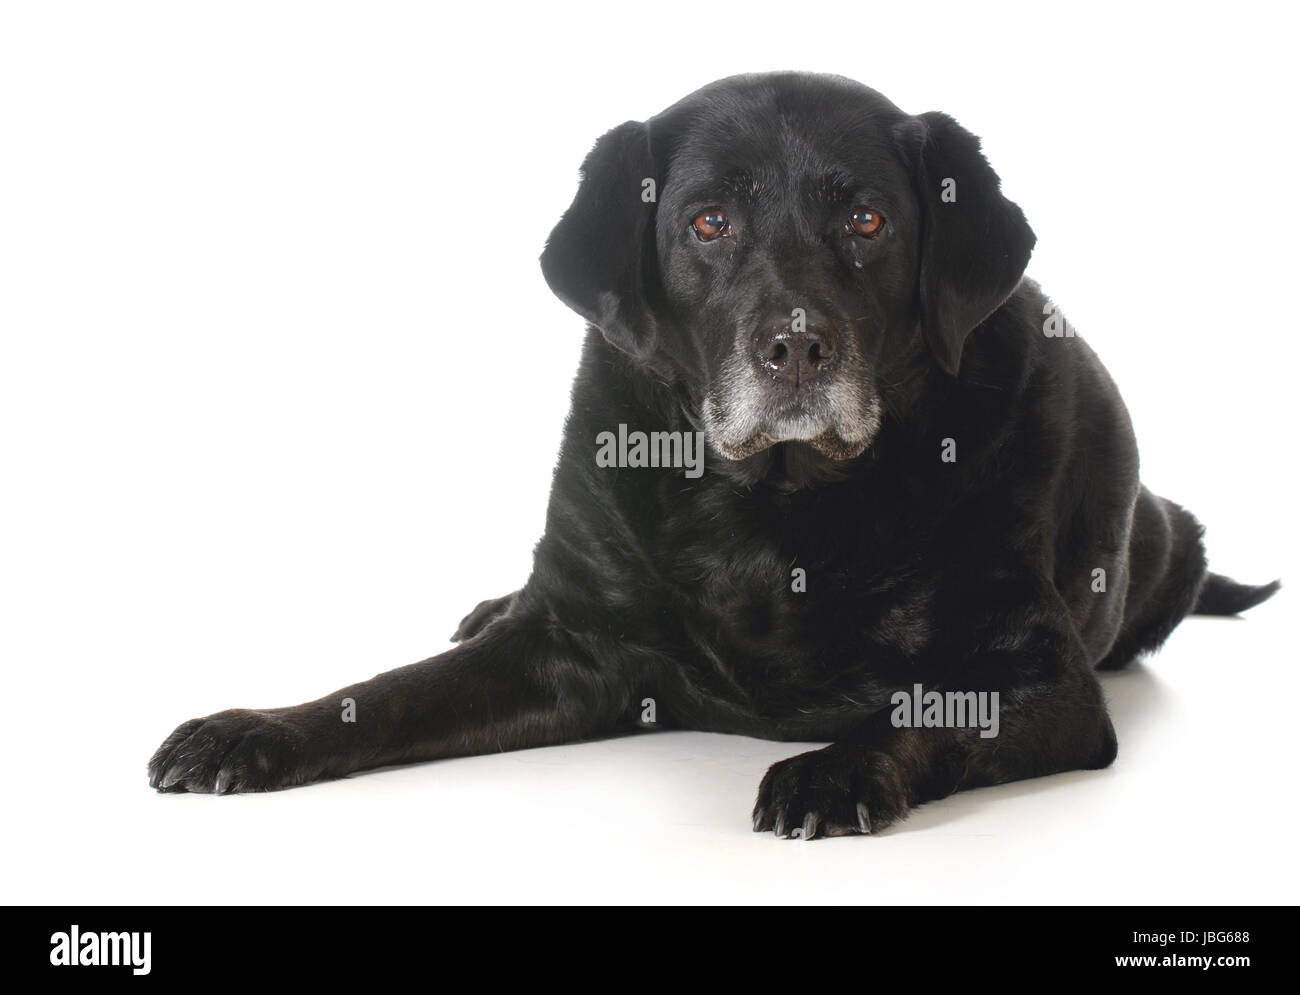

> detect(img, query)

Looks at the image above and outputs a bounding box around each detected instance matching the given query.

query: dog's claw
[802,812,820,841]
[856,801,872,834]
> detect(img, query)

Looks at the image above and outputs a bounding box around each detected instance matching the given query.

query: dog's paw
[147,709,319,794]
[752,745,911,839]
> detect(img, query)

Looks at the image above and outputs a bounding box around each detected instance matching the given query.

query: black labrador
[149,72,1278,837]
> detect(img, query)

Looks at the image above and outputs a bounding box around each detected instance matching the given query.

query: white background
[2,1,1297,904]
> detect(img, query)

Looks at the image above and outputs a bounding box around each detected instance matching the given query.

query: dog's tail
[1193,573,1281,616]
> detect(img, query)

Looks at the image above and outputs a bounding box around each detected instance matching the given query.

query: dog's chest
[648,484,938,721]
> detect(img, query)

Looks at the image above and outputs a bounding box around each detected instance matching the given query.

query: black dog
[149,72,1277,837]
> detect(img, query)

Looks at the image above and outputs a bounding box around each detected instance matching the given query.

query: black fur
[148,73,1277,836]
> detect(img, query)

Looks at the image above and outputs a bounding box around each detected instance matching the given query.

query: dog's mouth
[702,390,883,462]
[712,426,872,461]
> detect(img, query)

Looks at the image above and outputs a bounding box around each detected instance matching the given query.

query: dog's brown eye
[848,207,884,238]
[692,209,731,241]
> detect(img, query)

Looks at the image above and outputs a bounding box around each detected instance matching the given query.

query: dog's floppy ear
[540,120,662,359]
[905,112,1036,375]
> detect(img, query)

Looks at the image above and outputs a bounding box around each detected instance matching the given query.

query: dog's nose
[754,308,838,383]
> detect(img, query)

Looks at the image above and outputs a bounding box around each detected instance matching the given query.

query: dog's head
[541,72,1035,464]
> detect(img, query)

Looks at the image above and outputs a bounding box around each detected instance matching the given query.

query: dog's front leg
[753,579,1119,838]
[148,609,634,793]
